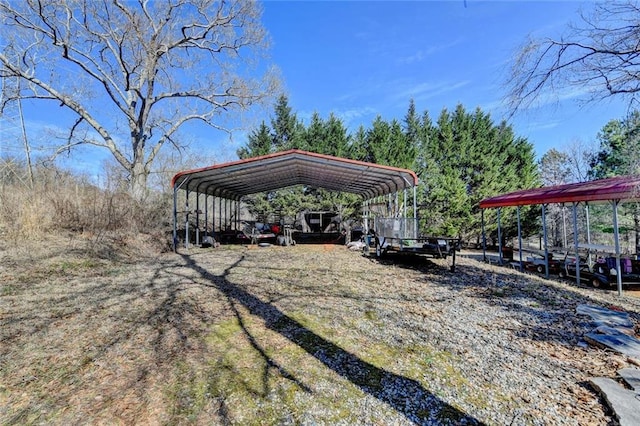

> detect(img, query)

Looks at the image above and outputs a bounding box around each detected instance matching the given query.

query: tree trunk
[130,161,149,202]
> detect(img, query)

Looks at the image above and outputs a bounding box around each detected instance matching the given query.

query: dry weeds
[1,237,639,425]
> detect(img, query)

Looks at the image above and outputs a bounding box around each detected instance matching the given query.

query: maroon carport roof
[171,149,419,200]
[479,175,640,209]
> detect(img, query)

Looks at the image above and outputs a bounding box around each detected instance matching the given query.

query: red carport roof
[171,149,419,200]
[479,175,640,208]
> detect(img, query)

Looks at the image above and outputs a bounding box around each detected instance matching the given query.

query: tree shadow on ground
[180,252,484,425]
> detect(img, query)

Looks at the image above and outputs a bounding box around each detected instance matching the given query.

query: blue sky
[258,0,629,159]
[1,1,632,177]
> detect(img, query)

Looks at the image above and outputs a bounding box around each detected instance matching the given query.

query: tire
[558,270,566,279]
[591,278,602,288]
[536,265,544,273]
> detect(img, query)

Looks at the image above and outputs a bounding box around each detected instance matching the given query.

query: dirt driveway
[2,241,639,425]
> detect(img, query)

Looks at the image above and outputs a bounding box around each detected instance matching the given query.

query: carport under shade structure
[171,149,419,250]
[479,175,640,296]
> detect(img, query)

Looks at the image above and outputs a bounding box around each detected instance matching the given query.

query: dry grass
[1,237,639,425]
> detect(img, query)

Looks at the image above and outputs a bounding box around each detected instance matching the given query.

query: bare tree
[0,0,278,200]
[565,139,594,183]
[506,1,640,114]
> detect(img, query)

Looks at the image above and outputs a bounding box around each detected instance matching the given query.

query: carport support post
[497,207,503,265]
[195,193,200,246]
[612,200,623,296]
[562,204,568,249]
[204,194,208,240]
[211,195,220,233]
[403,188,407,235]
[185,190,190,249]
[585,203,593,265]
[517,206,523,271]
[172,185,178,252]
[542,204,550,279]
[236,199,240,230]
[481,209,487,262]
[363,199,368,233]
[572,202,581,285]
[413,186,417,238]
[218,196,222,232]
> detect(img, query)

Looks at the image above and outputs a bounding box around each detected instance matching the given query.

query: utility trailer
[373,217,461,271]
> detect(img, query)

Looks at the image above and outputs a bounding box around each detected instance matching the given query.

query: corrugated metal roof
[171,149,419,199]
[479,175,640,208]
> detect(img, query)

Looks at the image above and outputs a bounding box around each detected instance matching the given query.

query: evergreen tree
[324,113,350,157]
[237,121,272,159]
[402,99,421,170]
[418,104,539,244]
[388,119,415,170]
[271,94,303,151]
[304,112,326,153]
[366,116,393,165]
[348,125,369,162]
[589,110,640,254]
[589,111,640,179]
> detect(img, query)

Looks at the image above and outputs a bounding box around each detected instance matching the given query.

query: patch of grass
[364,309,378,321]
[1,283,18,296]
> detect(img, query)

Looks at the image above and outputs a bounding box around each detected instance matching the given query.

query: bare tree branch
[506,0,640,115]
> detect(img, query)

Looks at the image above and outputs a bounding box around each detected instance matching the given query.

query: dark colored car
[557,255,640,288]
[558,259,610,288]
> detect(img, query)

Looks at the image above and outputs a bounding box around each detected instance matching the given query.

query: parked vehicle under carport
[558,255,640,288]
[558,259,610,288]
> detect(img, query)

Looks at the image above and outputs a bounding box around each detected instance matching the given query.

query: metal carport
[479,175,640,295]
[171,149,419,250]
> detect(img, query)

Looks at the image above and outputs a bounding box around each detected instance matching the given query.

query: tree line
[237,95,541,244]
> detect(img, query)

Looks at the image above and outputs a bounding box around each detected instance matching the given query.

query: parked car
[591,257,640,287]
[558,255,640,288]
[558,258,610,288]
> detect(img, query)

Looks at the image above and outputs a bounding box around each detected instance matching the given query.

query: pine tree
[271,94,303,151]
[324,113,350,157]
[418,104,539,244]
[590,111,640,179]
[237,121,272,159]
[348,125,369,162]
[366,116,392,165]
[304,112,326,153]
